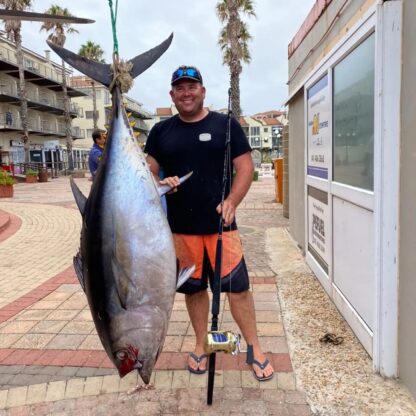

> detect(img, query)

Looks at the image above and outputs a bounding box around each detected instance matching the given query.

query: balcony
[0,82,80,118]
[0,113,85,139]
[0,45,87,98]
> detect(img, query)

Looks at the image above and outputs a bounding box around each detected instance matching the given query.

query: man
[5,109,12,126]
[145,66,274,381]
[88,129,106,178]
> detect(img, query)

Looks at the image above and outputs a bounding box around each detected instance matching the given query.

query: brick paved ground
[0,176,314,415]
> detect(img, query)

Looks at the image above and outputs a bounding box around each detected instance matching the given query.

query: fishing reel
[203,331,241,355]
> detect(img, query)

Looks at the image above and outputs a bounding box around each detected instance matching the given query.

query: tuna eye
[116,351,126,360]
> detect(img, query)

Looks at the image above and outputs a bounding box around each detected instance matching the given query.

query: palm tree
[0,0,32,163]
[40,4,78,171]
[78,41,105,129]
[216,0,255,120]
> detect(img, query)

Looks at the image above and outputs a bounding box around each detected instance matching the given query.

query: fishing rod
[206,88,241,405]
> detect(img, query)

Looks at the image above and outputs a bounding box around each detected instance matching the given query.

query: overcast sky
[19,0,315,115]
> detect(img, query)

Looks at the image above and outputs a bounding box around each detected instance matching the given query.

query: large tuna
[48,36,193,384]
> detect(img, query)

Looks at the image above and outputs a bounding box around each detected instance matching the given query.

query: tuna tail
[46,33,173,87]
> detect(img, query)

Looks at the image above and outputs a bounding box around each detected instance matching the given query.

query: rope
[107,0,134,93]
[108,0,119,54]
[109,53,133,93]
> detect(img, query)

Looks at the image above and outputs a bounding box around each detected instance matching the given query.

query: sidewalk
[0,177,415,415]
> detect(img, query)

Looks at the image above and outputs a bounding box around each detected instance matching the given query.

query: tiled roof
[288,0,334,58]
[262,118,283,126]
[156,107,173,116]
[252,110,286,119]
[239,117,249,127]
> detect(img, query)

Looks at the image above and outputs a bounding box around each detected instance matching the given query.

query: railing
[0,45,64,84]
[1,160,88,178]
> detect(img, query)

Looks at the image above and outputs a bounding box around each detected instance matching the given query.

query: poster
[308,187,329,268]
[307,75,330,179]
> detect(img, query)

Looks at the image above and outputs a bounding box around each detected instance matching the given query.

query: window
[104,91,110,105]
[250,126,260,136]
[333,33,375,191]
[264,127,268,133]
[86,110,99,120]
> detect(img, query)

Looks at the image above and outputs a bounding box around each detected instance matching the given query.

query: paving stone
[92,368,117,377]
[83,376,103,396]
[0,390,7,409]
[278,372,296,390]
[45,380,66,402]
[0,366,25,375]
[119,371,139,391]
[0,375,14,387]
[55,367,79,377]
[224,370,241,388]
[241,370,259,388]
[100,374,120,394]
[154,370,172,389]
[287,403,313,416]
[65,378,85,399]
[285,390,308,405]
[171,370,190,388]
[5,386,27,408]
[74,367,96,378]
[26,383,47,405]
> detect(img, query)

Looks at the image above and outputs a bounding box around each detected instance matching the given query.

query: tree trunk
[230,66,241,121]
[92,81,98,129]
[228,3,242,121]
[61,60,74,171]
[14,30,30,163]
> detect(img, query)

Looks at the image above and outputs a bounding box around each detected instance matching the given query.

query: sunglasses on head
[171,67,202,84]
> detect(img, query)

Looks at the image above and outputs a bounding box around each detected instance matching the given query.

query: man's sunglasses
[171,67,202,84]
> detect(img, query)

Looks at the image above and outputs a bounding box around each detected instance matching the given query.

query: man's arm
[216,151,254,227]
[146,154,180,190]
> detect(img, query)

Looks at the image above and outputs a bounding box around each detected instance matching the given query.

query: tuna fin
[130,33,173,79]
[73,252,86,292]
[177,264,195,290]
[47,40,112,87]
[157,171,193,197]
[70,176,87,216]
[46,33,173,87]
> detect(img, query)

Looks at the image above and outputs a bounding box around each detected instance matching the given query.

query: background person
[88,129,106,179]
[145,65,274,381]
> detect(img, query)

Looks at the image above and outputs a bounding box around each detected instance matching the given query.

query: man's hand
[160,176,180,194]
[216,197,236,227]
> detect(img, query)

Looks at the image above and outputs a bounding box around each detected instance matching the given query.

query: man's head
[170,66,206,122]
[92,129,106,147]
[171,66,203,86]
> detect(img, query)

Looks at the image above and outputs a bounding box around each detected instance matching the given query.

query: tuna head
[109,305,168,383]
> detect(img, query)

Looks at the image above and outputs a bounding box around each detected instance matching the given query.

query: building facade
[0,34,87,173]
[70,76,152,149]
[286,0,416,398]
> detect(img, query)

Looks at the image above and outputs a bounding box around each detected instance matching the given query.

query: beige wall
[287,90,305,251]
[398,0,416,399]
[288,0,376,97]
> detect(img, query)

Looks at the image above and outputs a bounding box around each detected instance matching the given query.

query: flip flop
[188,352,208,375]
[251,358,274,381]
[246,344,274,381]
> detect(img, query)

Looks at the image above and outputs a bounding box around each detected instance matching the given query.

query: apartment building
[0,33,87,173]
[70,76,152,148]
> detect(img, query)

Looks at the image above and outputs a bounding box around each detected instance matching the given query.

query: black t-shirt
[145,111,251,234]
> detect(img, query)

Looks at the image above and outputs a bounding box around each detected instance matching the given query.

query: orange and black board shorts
[173,231,249,294]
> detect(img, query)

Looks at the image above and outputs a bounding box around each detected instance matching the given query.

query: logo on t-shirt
[199,133,211,142]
